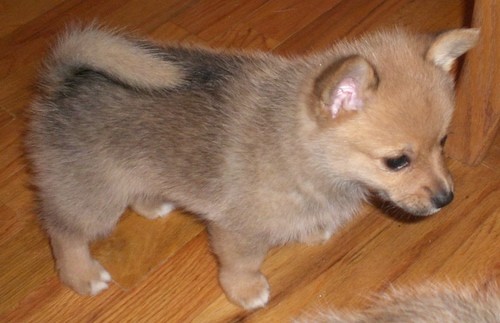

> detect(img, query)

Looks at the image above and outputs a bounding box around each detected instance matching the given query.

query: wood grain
[0,1,498,322]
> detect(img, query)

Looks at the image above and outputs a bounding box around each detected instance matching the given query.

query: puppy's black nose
[432,191,454,209]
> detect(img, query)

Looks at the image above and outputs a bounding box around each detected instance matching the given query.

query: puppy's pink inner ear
[330,77,362,118]
[314,56,378,121]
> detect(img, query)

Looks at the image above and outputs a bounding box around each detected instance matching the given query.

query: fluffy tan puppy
[27,26,478,309]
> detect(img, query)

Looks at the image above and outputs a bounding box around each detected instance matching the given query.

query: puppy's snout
[432,190,454,209]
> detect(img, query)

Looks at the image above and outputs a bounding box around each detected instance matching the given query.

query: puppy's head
[309,28,479,216]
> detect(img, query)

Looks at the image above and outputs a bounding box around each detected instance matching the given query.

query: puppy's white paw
[242,283,270,310]
[155,203,175,218]
[89,266,112,295]
[90,280,109,296]
[60,260,112,296]
[220,271,270,310]
[100,268,112,282]
[133,202,176,219]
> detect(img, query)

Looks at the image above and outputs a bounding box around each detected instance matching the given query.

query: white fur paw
[242,283,270,310]
[90,280,109,296]
[155,203,175,218]
[132,202,176,219]
[220,271,270,310]
[100,268,112,282]
[90,267,112,295]
[60,260,113,296]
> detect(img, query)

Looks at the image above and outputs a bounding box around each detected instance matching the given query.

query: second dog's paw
[220,271,270,310]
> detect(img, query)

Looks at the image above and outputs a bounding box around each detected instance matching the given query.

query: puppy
[26,25,478,309]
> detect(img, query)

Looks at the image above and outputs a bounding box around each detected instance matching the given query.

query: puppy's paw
[59,259,112,296]
[220,270,270,310]
[133,202,175,219]
[149,202,175,219]
[301,228,333,245]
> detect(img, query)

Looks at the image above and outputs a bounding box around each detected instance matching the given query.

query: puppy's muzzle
[431,190,454,209]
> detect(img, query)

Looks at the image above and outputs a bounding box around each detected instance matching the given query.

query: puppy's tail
[299,282,500,322]
[41,25,183,91]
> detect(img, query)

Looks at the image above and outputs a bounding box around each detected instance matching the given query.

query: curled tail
[42,25,183,91]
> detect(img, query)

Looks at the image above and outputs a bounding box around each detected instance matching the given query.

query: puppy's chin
[376,191,439,217]
[398,205,441,217]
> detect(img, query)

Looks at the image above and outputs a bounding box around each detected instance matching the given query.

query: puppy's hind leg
[49,229,112,295]
[41,195,125,296]
[208,224,271,310]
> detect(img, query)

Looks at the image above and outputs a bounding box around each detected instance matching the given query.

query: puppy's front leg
[208,223,270,310]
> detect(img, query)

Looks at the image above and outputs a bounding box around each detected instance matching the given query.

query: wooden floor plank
[171,0,266,35]
[245,0,343,43]
[276,0,467,54]
[92,210,205,288]
[0,0,65,38]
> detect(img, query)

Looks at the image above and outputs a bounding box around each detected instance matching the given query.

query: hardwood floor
[0,1,498,321]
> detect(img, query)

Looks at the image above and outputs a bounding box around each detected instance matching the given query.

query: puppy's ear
[313,56,378,121]
[426,28,480,72]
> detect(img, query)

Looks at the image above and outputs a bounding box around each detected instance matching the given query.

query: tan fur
[44,25,183,91]
[426,29,481,72]
[302,282,500,322]
[26,26,478,309]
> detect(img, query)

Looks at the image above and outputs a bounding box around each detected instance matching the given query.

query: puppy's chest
[265,181,365,244]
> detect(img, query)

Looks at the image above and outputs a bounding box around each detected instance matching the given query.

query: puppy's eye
[384,155,410,171]
[440,135,448,147]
